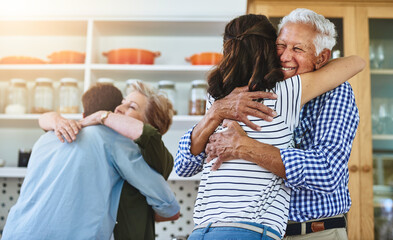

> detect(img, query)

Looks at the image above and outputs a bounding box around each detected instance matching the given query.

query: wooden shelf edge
[373,134,393,140]
[168,171,201,181]
[0,167,27,178]
[370,69,393,75]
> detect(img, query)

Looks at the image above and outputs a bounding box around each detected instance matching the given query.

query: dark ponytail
[208,14,284,100]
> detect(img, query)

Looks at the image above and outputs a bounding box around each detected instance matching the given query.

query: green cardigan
[113,124,174,240]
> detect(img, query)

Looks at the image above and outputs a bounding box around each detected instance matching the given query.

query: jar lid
[35,77,53,83]
[158,80,175,88]
[60,77,78,83]
[97,78,114,84]
[10,78,26,84]
[126,79,142,85]
[191,80,207,87]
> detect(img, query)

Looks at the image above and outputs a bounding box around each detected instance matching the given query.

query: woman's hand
[78,111,105,127]
[54,118,82,143]
[39,112,82,143]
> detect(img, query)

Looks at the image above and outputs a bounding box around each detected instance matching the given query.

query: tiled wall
[0,178,199,240]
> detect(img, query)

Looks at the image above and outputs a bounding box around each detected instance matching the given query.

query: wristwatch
[100,111,111,125]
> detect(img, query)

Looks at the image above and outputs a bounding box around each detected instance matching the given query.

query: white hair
[278,8,337,55]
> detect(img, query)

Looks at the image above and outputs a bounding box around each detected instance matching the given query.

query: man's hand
[206,120,248,170]
[211,86,277,131]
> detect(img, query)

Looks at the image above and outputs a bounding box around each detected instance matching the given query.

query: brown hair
[82,84,123,116]
[208,14,284,99]
[127,81,174,135]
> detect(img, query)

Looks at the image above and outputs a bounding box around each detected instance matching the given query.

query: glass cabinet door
[370,18,393,240]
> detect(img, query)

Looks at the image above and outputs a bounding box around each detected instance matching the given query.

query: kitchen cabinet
[248,1,393,239]
[0,17,229,180]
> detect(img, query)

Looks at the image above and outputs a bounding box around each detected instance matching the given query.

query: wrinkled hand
[54,118,82,143]
[206,120,247,170]
[79,111,104,128]
[211,86,277,131]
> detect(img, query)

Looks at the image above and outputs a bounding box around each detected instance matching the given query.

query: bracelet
[100,111,111,125]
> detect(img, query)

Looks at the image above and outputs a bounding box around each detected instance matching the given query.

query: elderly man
[175,8,358,240]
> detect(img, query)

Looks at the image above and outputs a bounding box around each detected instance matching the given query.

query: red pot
[0,56,46,64]
[103,48,161,64]
[48,51,85,64]
[185,52,223,65]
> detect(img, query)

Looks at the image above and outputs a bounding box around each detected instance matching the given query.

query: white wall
[0,0,247,18]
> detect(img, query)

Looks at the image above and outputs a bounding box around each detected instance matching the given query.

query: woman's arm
[79,111,144,141]
[300,55,365,106]
[38,112,82,143]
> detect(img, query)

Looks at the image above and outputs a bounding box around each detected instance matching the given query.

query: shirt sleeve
[174,95,214,177]
[134,124,174,180]
[174,125,206,177]
[112,135,180,218]
[281,82,359,194]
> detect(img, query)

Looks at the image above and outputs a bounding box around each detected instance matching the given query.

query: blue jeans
[188,222,281,240]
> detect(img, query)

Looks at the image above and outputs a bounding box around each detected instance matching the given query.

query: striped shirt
[175,76,302,237]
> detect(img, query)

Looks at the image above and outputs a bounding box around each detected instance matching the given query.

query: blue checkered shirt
[175,82,359,222]
[281,82,359,221]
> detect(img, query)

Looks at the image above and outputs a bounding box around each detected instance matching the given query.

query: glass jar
[0,84,6,113]
[32,77,54,113]
[158,80,177,114]
[59,78,80,114]
[5,78,28,114]
[189,80,207,115]
[125,79,142,96]
[97,77,114,85]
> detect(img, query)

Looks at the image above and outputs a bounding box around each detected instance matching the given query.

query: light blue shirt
[2,125,180,240]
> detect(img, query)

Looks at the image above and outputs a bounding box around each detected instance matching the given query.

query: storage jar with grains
[158,80,177,114]
[5,78,28,114]
[59,78,80,113]
[32,78,54,113]
[189,80,207,115]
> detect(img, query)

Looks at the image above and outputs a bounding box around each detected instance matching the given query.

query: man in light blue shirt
[2,89,180,240]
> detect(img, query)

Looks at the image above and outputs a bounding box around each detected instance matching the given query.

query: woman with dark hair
[176,14,364,240]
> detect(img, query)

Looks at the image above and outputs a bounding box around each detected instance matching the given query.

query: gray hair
[128,80,174,135]
[277,8,337,55]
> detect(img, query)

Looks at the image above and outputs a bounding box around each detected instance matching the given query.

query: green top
[113,124,174,240]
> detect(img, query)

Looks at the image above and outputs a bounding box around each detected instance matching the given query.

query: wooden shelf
[92,17,229,36]
[0,64,86,70]
[373,134,393,140]
[90,64,214,82]
[0,167,27,178]
[370,69,393,75]
[0,19,88,36]
[168,171,201,181]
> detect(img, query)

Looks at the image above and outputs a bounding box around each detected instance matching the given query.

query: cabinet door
[356,5,393,240]
[247,2,367,240]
